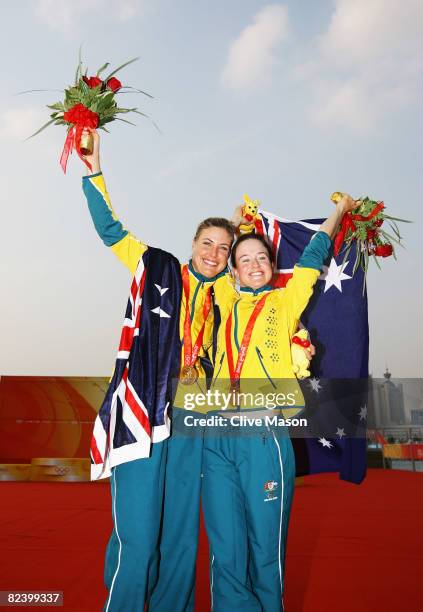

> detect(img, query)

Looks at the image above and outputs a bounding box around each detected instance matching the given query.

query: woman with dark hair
[202,194,357,611]
[230,232,275,267]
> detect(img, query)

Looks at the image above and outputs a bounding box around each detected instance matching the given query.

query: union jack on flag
[90,247,182,480]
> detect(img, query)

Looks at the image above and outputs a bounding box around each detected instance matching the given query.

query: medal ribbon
[225,293,270,388]
[182,265,212,368]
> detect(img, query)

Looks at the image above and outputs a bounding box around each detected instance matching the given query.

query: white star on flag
[151,306,170,318]
[318,437,333,449]
[336,427,346,439]
[319,258,352,293]
[359,405,367,420]
[308,377,322,393]
[154,284,169,296]
[151,284,171,318]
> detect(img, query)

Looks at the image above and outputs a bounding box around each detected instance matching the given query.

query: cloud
[300,0,423,131]
[320,0,423,65]
[35,0,142,32]
[221,4,290,90]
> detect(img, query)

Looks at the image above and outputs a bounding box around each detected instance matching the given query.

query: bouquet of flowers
[331,192,410,275]
[27,56,152,173]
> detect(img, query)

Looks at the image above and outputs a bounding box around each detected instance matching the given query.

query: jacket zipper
[256,347,277,389]
[211,352,225,387]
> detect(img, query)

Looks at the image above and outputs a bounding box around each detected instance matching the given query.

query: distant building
[366,374,378,429]
[368,368,406,428]
[378,368,405,425]
[411,409,423,425]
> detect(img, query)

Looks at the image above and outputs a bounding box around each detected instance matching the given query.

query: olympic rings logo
[54,466,70,476]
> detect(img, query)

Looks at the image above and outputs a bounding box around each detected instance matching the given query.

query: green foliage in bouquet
[331,192,411,288]
[26,55,153,139]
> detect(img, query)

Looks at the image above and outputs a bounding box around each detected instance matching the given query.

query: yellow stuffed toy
[232,194,261,235]
[291,329,312,379]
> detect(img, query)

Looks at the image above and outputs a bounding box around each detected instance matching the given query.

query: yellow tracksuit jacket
[208,233,332,416]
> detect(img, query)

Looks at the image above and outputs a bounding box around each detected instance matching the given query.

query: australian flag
[259,210,368,484]
[90,247,182,481]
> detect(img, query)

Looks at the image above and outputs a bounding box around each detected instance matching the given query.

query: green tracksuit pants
[104,410,206,612]
[149,409,205,612]
[103,440,168,612]
[202,420,295,612]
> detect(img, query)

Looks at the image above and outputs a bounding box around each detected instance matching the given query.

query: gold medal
[180,364,199,385]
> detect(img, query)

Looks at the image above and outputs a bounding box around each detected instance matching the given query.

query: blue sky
[1,0,422,376]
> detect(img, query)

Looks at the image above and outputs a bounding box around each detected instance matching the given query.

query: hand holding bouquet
[331,192,410,275]
[26,55,152,173]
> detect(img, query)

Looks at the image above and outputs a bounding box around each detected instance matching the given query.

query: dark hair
[193,217,236,242]
[230,233,274,268]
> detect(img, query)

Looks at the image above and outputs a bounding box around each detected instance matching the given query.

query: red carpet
[1,469,422,611]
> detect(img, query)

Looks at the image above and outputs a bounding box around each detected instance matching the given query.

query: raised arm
[81,130,147,275]
[318,193,356,239]
[281,194,357,332]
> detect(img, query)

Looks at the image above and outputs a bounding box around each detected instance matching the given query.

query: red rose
[374,244,393,258]
[106,77,122,92]
[374,218,384,227]
[83,75,103,88]
[366,228,377,240]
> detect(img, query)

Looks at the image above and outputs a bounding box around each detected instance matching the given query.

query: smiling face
[233,237,273,289]
[191,227,233,278]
